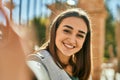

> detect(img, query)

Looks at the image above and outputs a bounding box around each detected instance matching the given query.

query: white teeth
[64,43,74,49]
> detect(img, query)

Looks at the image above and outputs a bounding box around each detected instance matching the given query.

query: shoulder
[26,49,50,80]
[27,49,50,61]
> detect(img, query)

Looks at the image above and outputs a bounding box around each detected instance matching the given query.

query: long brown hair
[42,8,92,80]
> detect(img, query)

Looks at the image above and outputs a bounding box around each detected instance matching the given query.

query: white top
[27,49,72,80]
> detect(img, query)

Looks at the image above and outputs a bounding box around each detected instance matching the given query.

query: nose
[68,35,76,45]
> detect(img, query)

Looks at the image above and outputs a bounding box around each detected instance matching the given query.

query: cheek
[55,35,63,47]
[56,31,64,42]
[55,33,61,46]
[77,39,85,49]
[55,36,58,46]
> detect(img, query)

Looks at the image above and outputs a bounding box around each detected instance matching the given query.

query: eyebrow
[64,25,73,30]
[64,25,86,34]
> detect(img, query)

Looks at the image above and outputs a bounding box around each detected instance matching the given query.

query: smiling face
[55,17,88,57]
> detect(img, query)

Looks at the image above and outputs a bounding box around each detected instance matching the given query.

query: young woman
[27,8,92,80]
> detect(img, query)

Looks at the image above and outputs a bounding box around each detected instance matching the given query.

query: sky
[1,0,54,24]
[12,0,53,24]
[105,0,120,21]
[0,0,120,24]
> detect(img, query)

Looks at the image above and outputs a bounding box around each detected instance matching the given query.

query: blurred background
[0,0,120,80]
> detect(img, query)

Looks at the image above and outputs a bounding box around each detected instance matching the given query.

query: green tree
[32,17,47,46]
[104,6,116,60]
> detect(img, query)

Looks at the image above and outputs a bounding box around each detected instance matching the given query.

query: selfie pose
[27,8,92,80]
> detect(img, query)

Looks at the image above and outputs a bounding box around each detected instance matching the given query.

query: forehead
[59,17,88,32]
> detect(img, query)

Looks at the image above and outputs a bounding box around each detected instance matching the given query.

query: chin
[62,51,73,56]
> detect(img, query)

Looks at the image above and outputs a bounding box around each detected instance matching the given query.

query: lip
[63,42,75,49]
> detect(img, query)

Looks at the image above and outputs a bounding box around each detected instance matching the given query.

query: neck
[57,50,70,65]
[56,50,73,76]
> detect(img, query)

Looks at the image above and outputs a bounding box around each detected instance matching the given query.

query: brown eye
[63,29,71,34]
[77,34,84,38]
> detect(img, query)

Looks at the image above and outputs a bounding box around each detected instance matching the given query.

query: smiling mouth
[63,42,75,49]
